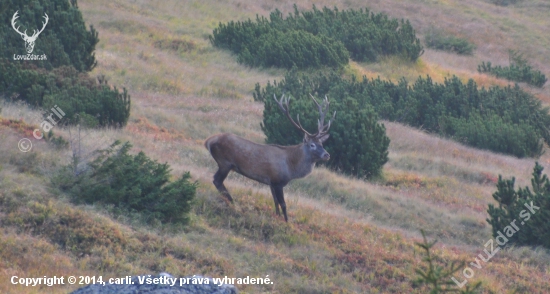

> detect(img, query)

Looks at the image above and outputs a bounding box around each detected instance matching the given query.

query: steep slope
[1,0,549,293]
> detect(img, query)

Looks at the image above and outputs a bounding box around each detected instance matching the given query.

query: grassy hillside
[1,0,549,293]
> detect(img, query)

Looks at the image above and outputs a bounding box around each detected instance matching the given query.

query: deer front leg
[269,185,281,216]
[271,185,287,222]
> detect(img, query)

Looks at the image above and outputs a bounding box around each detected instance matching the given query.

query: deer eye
[310,143,316,148]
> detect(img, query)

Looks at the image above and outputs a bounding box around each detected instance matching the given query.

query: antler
[11,11,49,39]
[273,94,314,137]
[33,13,49,38]
[309,94,336,137]
[11,11,27,37]
[273,94,336,138]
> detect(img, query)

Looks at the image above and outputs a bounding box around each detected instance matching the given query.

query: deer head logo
[11,11,49,54]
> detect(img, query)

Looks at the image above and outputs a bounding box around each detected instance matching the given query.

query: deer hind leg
[269,185,281,216]
[272,185,288,222]
[213,167,233,202]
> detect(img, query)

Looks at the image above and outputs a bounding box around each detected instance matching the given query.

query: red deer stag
[205,94,335,222]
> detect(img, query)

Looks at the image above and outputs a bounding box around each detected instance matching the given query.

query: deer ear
[303,134,310,143]
[318,133,330,143]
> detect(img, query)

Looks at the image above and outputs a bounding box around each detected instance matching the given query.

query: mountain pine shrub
[0,0,131,128]
[211,5,423,69]
[255,69,550,159]
[414,230,482,293]
[255,69,389,178]
[0,62,131,127]
[237,29,349,69]
[424,27,475,55]
[56,141,197,225]
[486,162,550,249]
[0,0,98,71]
[478,50,547,88]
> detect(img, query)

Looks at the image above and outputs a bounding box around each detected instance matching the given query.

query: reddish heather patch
[480,172,498,185]
[386,173,426,188]
[126,117,186,142]
[0,118,37,138]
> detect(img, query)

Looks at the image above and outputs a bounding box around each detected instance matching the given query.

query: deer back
[205,133,316,185]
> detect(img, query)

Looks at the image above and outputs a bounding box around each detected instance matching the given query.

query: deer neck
[287,144,315,180]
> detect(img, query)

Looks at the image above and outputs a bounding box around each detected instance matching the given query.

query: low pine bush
[424,28,475,55]
[0,0,131,128]
[414,230,482,293]
[478,51,547,87]
[211,5,423,69]
[0,62,131,127]
[255,70,390,178]
[255,69,550,159]
[487,162,550,249]
[0,0,98,71]
[55,141,197,225]
[237,30,349,69]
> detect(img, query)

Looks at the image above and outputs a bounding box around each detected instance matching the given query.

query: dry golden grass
[0,122,547,293]
[1,0,550,292]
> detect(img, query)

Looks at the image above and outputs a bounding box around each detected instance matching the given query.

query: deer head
[11,11,49,54]
[273,94,336,161]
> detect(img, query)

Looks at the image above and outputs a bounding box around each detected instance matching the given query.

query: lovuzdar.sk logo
[11,10,48,61]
